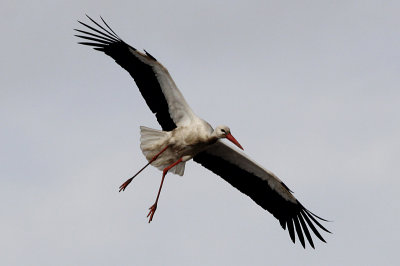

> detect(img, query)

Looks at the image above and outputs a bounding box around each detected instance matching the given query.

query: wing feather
[298,213,314,248]
[75,16,197,131]
[194,141,330,248]
[293,216,305,248]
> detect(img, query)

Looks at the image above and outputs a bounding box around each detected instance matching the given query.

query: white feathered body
[140,120,216,176]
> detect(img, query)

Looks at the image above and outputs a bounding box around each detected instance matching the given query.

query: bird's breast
[170,124,214,157]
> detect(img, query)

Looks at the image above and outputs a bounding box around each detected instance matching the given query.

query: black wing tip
[74,15,143,56]
[293,217,306,248]
[75,15,123,49]
[281,203,331,249]
[305,208,333,224]
[303,208,332,234]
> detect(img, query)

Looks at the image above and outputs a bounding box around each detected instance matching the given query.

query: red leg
[147,157,183,223]
[119,145,169,192]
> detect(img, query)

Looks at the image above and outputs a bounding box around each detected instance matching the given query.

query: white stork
[75,16,330,248]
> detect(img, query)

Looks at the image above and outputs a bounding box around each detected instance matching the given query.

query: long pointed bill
[226,133,244,150]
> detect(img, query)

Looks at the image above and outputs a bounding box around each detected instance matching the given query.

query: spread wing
[194,141,331,248]
[75,15,196,131]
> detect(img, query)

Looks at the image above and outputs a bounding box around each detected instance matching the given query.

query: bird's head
[214,125,244,150]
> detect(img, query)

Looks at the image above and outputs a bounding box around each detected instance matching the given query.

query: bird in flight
[75,15,330,248]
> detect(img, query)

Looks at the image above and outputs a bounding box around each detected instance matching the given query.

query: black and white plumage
[75,15,330,248]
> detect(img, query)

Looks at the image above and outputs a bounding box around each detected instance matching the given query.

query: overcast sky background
[1,1,399,265]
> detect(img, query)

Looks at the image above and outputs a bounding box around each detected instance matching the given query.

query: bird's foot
[119,177,133,192]
[147,203,157,223]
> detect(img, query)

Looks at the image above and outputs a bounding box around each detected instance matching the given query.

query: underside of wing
[194,141,330,248]
[75,15,196,131]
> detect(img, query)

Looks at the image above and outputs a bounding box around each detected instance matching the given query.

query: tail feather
[139,126,185,176]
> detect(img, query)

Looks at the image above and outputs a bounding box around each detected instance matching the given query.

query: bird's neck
[208,131,220,144]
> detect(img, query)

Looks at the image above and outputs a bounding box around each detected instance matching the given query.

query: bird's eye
[221,129,226,133]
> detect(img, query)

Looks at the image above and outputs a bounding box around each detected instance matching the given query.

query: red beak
[226,133,244,150]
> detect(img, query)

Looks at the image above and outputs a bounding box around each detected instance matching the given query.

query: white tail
[140,126,185,175]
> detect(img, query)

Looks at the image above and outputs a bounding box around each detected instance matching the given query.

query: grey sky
[1,1,399,265]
